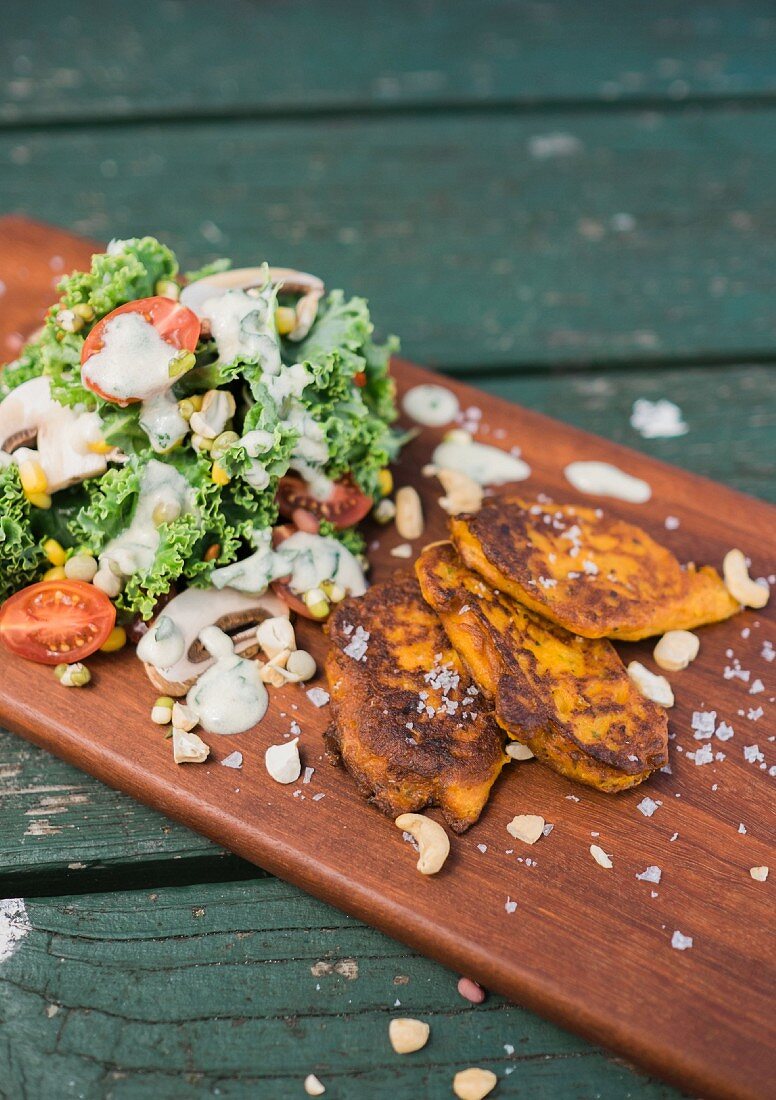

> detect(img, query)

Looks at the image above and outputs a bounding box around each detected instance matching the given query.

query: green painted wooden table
[1,4,774,1097]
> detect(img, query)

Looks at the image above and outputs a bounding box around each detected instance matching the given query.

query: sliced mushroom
[137,585,290,696]
[181,266,325,341]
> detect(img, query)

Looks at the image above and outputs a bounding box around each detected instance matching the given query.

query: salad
[0,236,401,673]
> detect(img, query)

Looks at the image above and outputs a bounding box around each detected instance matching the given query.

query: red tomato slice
[81,295,200,404]
[276,474,372,529]
[0,580,117,665]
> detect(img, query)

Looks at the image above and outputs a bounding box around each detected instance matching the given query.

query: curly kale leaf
[0,465,42,599]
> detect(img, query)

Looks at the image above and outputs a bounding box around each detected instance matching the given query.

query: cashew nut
[505,742,534,761]
[189,389,236,440]
[452,1067,498,1100]
[256,615,297,660]
[723,548,770,609]
[388,1017,430,1054]
[395,813,450,875]
[627,661,674,708]
[265,737,301,784]
[395,486,424,540]
[173,727,210,764]
[436,467,483,515]
[653,630,700,671]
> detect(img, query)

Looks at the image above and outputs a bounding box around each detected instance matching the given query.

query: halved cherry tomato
[277,473,372,529]
[81,296,200,404]
[353,371,367,387]
[0,580,117,665]
[270,524,321,619]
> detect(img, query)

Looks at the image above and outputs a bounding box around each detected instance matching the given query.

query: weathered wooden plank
[3,110,776,369]
[2,0,776,125]
[0,882,682,1099]
[1,360,772,891]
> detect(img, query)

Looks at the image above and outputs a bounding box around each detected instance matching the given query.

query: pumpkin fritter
[325,574,507,832]
[416,542,668,792]
[451,495,738,641]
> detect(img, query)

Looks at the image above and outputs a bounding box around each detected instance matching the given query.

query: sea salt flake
[664,515,680,530]
[761,641,775,662]
[590,844,612,869]
[738,823,747,834]
[747,707,764,722]
[343,626,370,662]
[220,751,243,769]
[505,897,518,914]
[749,679,764,695]
[750,866,769,882]
[302,766,315,785]
[312,792,325,801]
[691,710,716,737]
[669,832,679,842]
[306,687,330,708]
[476,843,488,853]
[671,930,693,951]
[636,865,662,884]
[689,743,714,766]
[743,744,764,764]
[637,797,662,817]
[715,721,735,741]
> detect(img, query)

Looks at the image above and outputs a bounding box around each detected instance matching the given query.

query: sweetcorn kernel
[43,538,67,566]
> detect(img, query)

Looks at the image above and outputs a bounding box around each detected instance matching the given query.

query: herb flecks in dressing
[187,626,268,735]
[140,391,189,453]
[100,459,196,578]
[403,384,460,427]
[212,531,367,598]
[564,461,652,503]
[431,439,530,486]
[82,311,181,404]
[202,283,281,373]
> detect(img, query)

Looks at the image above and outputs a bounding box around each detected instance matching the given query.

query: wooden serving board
[1,218,774,1100]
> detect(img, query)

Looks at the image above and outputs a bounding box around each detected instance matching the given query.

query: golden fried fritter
[416,542,668,792]
[325,574,506,832]
[451,496,738,641]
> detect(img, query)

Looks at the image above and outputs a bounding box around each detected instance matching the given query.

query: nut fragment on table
[436,467,483,515]
[505,742,534,761]
[265,737,301,784]
[453,1067,498,1100]
[388,1017,430,1054]
[172,701,198,731]
[723,548,770,608]
[627,661,674,708]
[506,814,545,844]
[653,630,700,671]
[304,1073,326,1096]
[256,615,297,660]
[750,866,769,882]
[173,727,210,764]
[395,486,424,540]
[395,813,450,874]
[590,844,613,869]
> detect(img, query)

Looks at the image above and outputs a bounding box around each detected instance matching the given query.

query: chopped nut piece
[750,866,769,882]
[373,498,397,524]
[286,649,317,681]
[395,813,450,874]
[506,814,544,844]
[723,549,770,609]
[171,702,198,731]
[395,486,424,540]
[390,543,413,559]
[590,844,613,869]
[505,742,535,761]
[256,616,296,660]
[388,1017,430,1054]
[453,1067,498,1100]
[173,727,210,764]
[436,467,483,515]
[304,1073,326,1096]
[627,661,674,708]
[653,630,700,671]
[265,737,301,784]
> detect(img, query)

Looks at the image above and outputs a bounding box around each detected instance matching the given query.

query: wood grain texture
[2,0,776,125]
[1,221,774,1100]
[3,103,776,369]
[0,882,682,1100]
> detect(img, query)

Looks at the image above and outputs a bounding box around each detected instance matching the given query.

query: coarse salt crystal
[743,744,764,764]
[505,897,518,914]
[220,751,243,769]
[476,843,487,853]
[637,797,662,817]
[715,721,734,741]
[747,707,764,721]
[343,626,370,662]
[750,866,769,882]
[664,515,680,530]
[749,679,764,695]
[636,866,662,884]
[671,931,693,951]
[689,743,713,766]
[506,814,545,844]
[302,766,315,785]
[691,710,716,737]
[306,687,330,708]
[738,823,747,834]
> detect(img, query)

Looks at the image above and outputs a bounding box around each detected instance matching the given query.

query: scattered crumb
[590,844,612,869]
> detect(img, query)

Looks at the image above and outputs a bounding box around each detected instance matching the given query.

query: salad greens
[0,237,401,618]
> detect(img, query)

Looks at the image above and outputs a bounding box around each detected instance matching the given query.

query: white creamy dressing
[283,403,332,499]
[81,311,181,404]
[431,439,531,485]
[136,585,288,684]
[139,390,189,453]
[186,626,268,735]
[0,375,108,492]
[402,383,460,427]
[202,285,281,373]
[564,460,652,503]
[100,459,196,578]
[212,530,366,598]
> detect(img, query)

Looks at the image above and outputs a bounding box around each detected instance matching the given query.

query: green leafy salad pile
[0,237,401,616]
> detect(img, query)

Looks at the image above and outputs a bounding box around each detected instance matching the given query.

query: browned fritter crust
[451,496,738,641]
[416,542,668,792]
[325,574,507,832]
